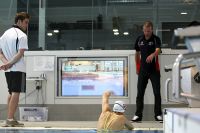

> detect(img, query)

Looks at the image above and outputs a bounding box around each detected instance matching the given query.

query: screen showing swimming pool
[57,57,128,96]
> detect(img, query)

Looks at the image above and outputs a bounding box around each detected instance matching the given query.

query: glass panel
[157,0,200,48]
[0,0,17,34]
[0,0,39,50]
[27,0,39,50]
[1,0,200,50]
[45,0,154,50]
[46,0,94,50]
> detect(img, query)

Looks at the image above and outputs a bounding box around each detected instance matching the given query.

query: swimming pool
[0,129,163,133]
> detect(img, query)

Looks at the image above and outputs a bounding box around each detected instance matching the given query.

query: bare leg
[7,94,11,118]
[7,94,11,107]
[7,92,20,119]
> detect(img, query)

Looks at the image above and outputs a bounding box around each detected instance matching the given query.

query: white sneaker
[155,115,163,122]
[131,115,142,122]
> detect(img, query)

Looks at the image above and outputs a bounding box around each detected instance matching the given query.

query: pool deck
[0,121,163,130]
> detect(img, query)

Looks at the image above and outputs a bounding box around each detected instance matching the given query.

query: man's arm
[153,48,161,57]
[135,51,141,74]
[102,91,112,113]
[146,48,161,63]
[0,49,8,64]
[124,118,134,130]
[0,49,25,71]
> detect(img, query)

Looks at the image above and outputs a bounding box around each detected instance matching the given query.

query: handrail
[172,51,200,100]
[164,58,195,72]
[165,78,171,102]
[180,93,200,101]
[165,78,187,104]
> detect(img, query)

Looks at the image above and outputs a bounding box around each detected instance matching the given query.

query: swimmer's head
[113,100,126,113]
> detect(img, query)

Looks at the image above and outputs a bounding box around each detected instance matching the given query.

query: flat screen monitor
[57,57,128,97]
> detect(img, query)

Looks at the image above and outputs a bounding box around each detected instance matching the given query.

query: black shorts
[5,71,26,94]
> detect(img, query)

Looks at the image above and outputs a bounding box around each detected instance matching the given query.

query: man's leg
[135,71,149,118]
[150,71,162,118]
[7,94,11,117]
[7,92,20,119]
[7,94,11,108]
[4,72,24,127]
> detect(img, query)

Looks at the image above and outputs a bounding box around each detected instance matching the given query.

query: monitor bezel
[57,56,128,98]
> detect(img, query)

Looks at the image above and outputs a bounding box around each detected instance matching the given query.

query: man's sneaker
[131,115,142,122]
[155,115,163,122]
[3,119,24,127]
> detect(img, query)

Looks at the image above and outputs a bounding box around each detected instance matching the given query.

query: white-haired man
[97,91,133,131]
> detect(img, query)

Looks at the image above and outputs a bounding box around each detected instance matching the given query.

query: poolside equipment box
[19,107,48,121]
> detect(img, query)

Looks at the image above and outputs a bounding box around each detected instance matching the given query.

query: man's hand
[0,62,12,71]
[104,90,114,97]
[102,90,114,112]
[146,48,160,63]
[146,53,155,63]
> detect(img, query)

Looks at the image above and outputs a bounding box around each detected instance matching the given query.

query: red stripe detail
[136,62,141,72]
[155,56,160,71]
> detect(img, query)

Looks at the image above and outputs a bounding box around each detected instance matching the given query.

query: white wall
[23,50,136,105]
[0,49,188,105]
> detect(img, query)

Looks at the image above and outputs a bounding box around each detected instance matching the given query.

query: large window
[57,57,128,97]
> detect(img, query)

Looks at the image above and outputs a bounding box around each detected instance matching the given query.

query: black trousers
[135,70,162,118]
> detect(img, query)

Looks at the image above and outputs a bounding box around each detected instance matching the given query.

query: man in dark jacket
[132,21,162,122]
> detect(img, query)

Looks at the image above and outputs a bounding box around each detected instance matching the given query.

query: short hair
[15,12,30,24]
[143,21,153,29]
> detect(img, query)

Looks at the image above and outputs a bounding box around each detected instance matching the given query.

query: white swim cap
[113,100,126,113]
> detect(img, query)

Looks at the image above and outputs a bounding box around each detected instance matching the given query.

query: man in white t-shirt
[0,12,30,127]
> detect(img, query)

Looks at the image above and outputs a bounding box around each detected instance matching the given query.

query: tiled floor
[0,121,163,133]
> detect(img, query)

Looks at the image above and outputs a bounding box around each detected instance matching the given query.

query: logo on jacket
[148,42,154,46]
[139,41,144,46]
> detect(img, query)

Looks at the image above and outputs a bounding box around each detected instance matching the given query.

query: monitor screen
[57,57,128,96]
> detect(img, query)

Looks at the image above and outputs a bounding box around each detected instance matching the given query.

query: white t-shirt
[0,27,28,73]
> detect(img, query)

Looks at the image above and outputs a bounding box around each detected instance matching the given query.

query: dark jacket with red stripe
[134,34,161,73]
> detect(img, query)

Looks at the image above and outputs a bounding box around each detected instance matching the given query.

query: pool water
[0,129,163,133]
